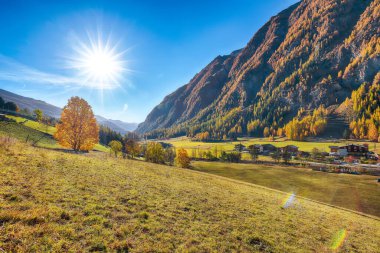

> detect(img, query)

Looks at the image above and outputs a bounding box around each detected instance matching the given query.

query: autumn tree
[248,145,259,162]
[282,148,292,164]
[34,109,43,122]
[271,149,281,163]
[145,142,165,164]
[109,140,122,157]
[164,147,176,165]
[175,148,191,168]
[54,97,99,152]
[124,138,140,158]
[368,123,379,142]
[263,127,270,137]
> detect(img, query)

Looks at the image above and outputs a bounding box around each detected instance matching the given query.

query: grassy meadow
[0,115,109,152]
[166,136,380,156]
[0,140,379,252]
[192,161,380,217]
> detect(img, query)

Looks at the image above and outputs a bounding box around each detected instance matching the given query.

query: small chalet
[248,144,263,154]
[282,145,299,154]
[234,144,247,152]
[329,144,369,157]
[329,146,348,157]
[297,151,310,158]
[346,144,369,153]
[262,144,277,152]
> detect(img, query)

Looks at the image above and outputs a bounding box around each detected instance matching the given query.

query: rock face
[137,0,380,136]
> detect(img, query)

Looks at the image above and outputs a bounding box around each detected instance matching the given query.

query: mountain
[137,0,379,139]
[95,116,138,134]
[0,89,138,134]
[0,88,62,118]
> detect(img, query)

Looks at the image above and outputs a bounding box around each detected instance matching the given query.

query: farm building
[248,144,263,153]
[279,145,299,154]
[330,144,369,157]
[262,144,276,152]
[329,146,348,157]
[234,144,247,152]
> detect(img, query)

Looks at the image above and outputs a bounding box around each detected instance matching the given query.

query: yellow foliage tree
[109,140,122,157]
[176,148,191,168]
[54,97,99,152]
[368,123,379,142]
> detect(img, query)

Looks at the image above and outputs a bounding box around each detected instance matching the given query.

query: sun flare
[68,34,127,90]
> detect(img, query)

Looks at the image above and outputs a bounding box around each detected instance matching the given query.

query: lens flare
[282,192,296,208]
[67,31,129,90]
[330,229,347,250]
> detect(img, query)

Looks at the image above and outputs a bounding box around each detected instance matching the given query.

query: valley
[0,0,379,252]
[1,138,379,252]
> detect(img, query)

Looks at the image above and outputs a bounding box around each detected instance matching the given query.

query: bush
[220,151,241,163]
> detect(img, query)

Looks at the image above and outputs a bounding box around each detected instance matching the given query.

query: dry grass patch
[0,143,379,252]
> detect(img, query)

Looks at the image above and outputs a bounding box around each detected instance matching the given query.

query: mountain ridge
[137,0,379,139]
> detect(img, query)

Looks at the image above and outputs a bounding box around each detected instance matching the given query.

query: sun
[68,34,126,89]
[82,47,120,80]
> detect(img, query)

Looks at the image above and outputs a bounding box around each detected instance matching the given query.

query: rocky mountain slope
[0,89,138,134]
[137,0,379,139]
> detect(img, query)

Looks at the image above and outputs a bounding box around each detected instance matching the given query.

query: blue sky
[0,0,298,123]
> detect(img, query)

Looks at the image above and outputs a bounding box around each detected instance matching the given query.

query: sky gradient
[0,0,298,123]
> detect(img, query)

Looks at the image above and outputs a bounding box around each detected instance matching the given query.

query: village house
[234,144,247,152]
[261,144,277,154]
[297,151,310,158]
[329,144,369,157]
[329,146,348,157]
[248,144,264,154]
[280,145,299,154]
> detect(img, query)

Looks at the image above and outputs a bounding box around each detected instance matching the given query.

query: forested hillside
[137,0,379,140]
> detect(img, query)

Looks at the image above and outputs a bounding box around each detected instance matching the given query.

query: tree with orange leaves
[54,97,99,152]
[175,148,191,168]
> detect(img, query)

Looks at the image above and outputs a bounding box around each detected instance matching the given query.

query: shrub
[220,151,241,163]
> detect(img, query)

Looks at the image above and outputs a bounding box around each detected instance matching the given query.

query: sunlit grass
[0,141,379,252]
[2,115,109,152]
[6,115,56,135]
[166,136,380,155]
[192,161,380,217]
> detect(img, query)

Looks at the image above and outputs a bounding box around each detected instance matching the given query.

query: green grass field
[192,161,380,217]
[166,136,380,155]
[1,115,109,152]
[0,141,379,252]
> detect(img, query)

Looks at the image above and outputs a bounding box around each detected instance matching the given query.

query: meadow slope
[0,142,379,252]
[192,161,380,217]
[0,115,109,152]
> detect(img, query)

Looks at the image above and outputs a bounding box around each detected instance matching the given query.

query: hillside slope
[0,142,379,252]
[0,115,109,152]
[0,89,138,133]
[137,0,379,138]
